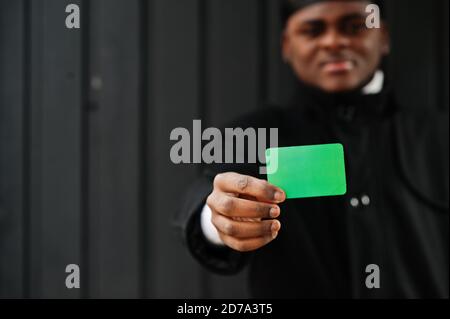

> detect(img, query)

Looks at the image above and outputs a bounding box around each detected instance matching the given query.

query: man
[176,0,449,298]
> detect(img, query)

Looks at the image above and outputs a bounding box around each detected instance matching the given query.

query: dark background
[0,0,448,298]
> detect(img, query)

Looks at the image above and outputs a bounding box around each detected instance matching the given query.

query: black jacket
[175,83,449,298]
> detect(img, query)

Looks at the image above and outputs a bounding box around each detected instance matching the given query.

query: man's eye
[298,26,324,37]
[342,21,366,35]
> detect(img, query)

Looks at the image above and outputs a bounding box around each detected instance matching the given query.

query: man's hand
[206,172,286,252]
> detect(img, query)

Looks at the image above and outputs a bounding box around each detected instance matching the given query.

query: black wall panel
[87,0,142,298]
[0,0,26,298]
[146,0,204,298]
[27,0,83,299]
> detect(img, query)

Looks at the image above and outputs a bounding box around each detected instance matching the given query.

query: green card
[265,144,347,199]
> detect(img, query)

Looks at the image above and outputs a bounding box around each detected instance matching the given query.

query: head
[281,0,390,93]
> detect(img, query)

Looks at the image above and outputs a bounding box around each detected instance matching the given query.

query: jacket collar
[289,71,396,125]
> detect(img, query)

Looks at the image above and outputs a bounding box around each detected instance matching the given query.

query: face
[282,1,390,93]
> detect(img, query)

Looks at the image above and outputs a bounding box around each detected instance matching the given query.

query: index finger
[214,172,286,203]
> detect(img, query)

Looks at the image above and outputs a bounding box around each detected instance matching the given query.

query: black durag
[281,0,385,25]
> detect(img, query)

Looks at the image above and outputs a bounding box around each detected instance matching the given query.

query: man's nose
[319,29,351,51]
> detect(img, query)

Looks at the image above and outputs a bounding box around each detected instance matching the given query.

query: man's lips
[321,60,355,74]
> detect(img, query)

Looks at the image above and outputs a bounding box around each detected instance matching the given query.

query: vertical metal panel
[265,0,298,106]
[438,0,449,111]
[87,0,141,298]
[0,0,26,298]
[265,0,283,106]
[203,0,263,299]
[28,0,83,298]
[388,0,444,111]
[146,0,204,298]
[206,0,262,127]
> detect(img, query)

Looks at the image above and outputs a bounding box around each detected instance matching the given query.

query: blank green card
[266,144,347,199]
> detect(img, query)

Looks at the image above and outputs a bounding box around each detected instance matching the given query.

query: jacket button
[350,197,360,208]
[361,195,371,206]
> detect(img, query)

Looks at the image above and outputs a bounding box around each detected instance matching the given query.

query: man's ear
[381,23,391,56]
[281,31,291,63]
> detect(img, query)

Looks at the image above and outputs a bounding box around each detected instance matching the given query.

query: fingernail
[271,221,280,233]
[274,191,285,202]
[269,207,279,218]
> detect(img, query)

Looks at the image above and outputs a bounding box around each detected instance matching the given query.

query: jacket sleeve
[173,172,249,275]
[393,109,449,212]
